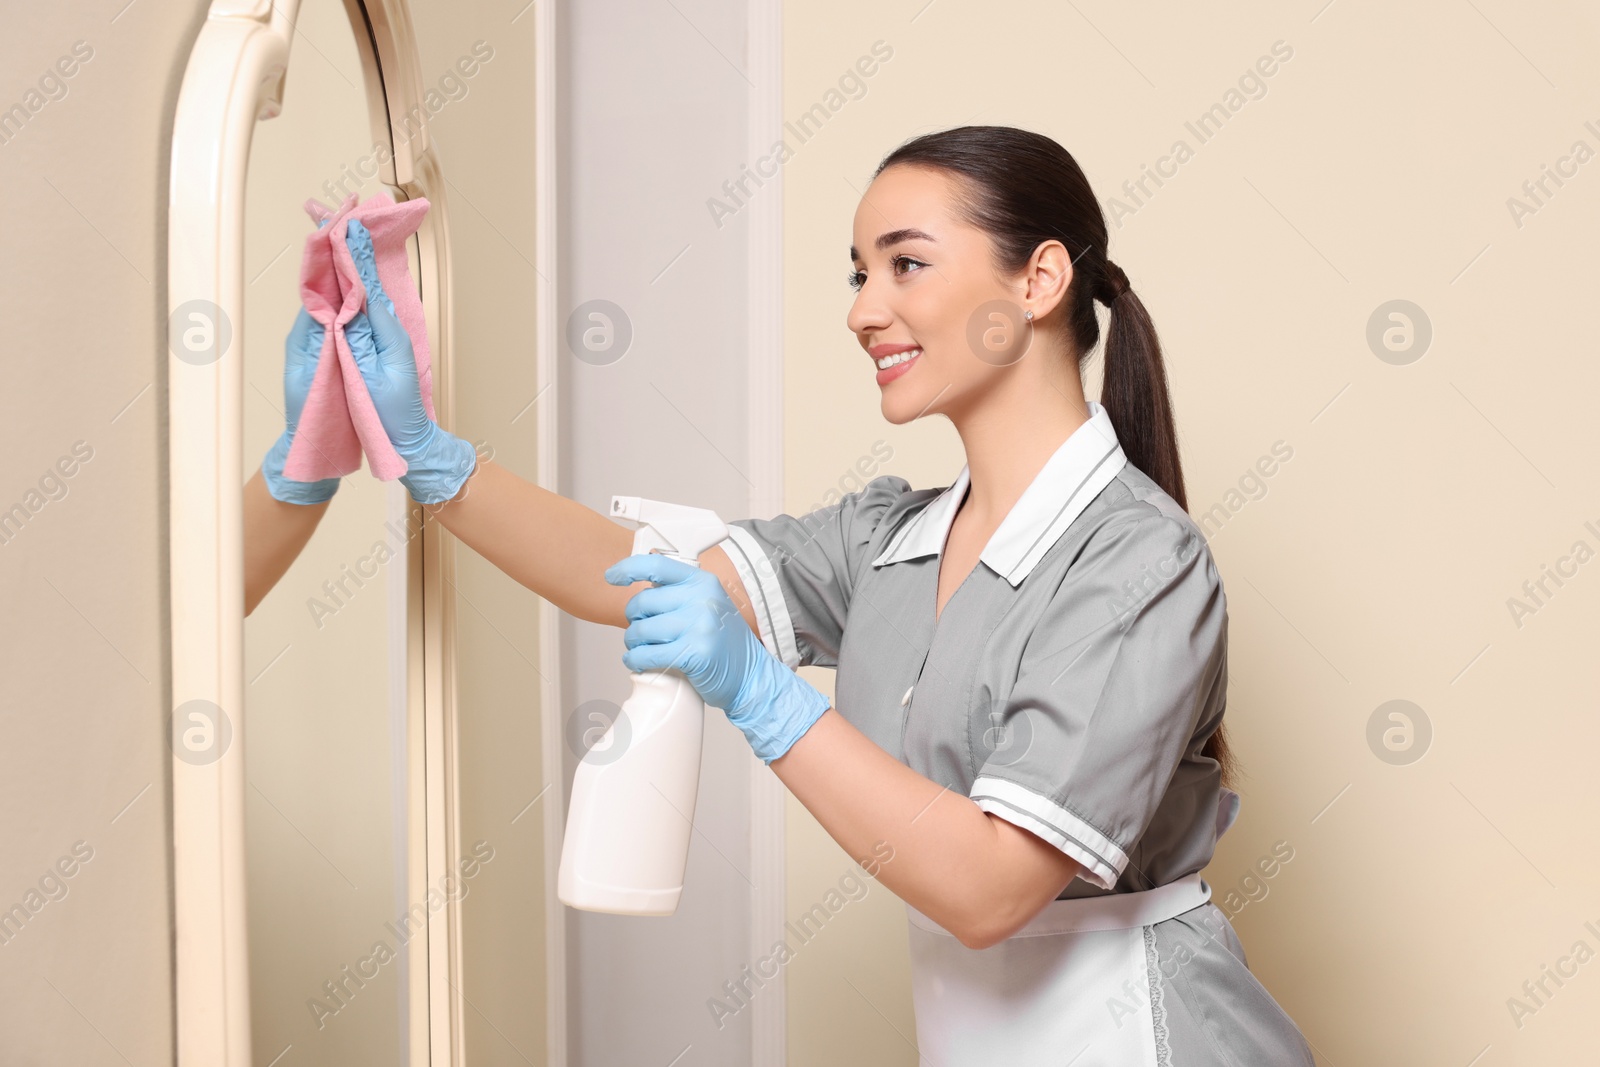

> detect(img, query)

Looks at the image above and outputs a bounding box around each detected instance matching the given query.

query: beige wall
[0,2,211,1063]
[781,3,1600,1064]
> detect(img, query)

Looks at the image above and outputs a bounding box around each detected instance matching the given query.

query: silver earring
[1023,310,1034,323]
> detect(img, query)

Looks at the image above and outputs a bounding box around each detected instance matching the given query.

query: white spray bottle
[557,495,731,916]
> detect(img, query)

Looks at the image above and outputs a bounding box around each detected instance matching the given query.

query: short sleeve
[719,474,912,670]
[969,515,1227,891]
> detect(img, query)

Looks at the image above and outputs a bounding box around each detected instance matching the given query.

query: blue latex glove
[260,306,341,504]
[343,218,477,505]
[604,552,832,764]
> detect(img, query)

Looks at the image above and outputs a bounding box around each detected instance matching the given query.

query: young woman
[249,127,1316,1064]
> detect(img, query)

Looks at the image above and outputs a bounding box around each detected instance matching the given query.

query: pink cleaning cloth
[282,191,435,482]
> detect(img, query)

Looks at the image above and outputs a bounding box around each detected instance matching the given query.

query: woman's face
[847,164,1058,425]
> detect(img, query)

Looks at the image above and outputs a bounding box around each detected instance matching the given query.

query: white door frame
[744,2,788,1062]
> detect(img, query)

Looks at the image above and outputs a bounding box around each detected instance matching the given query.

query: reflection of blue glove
[343,218,477,505]
[603,552,832,764]
[261,307,341,504]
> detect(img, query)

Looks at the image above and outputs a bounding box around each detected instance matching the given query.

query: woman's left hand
[603,552,832,763]
[343,218,478,505]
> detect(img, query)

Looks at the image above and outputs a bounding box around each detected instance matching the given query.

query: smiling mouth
[874,347,921,370]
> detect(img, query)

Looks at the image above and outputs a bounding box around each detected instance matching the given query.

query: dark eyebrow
[849,228,937,262]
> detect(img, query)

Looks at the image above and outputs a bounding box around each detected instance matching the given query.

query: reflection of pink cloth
[282,191,434,482]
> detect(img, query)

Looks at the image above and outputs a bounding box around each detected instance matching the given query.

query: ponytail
[1096,259,1237,790]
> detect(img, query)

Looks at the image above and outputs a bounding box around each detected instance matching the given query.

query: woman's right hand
[605,552,833,764]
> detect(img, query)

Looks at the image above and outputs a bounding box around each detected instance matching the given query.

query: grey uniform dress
[718,401,1316,1066]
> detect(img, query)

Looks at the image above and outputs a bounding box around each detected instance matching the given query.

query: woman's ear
[1024,238,1074,318]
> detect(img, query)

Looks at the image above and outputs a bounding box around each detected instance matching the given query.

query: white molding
[746,0,787,1063]
[168,6,292,1062]
[535,0,570,1062]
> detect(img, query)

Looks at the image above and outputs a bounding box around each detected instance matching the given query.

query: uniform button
[900,685,914,707]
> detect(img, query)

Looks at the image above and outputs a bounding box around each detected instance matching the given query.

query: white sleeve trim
[719,525,802,670]
[970,775,1128,891]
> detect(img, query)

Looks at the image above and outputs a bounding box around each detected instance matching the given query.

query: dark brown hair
[873,125,1237,792]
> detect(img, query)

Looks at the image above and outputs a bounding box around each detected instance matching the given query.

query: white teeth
[876,348,921,370]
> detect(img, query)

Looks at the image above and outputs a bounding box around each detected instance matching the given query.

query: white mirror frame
[165,0,489,1061]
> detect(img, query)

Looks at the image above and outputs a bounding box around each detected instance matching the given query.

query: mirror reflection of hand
[344,217,477,504]
[260,306,341,504]
[283,306,324,428]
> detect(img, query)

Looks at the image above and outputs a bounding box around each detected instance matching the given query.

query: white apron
[905,789,1242,1066]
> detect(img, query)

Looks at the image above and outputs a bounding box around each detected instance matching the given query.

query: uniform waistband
[906,871,1212,939]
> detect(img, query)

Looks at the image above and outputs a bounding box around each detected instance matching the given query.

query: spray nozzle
[610,496,730,564]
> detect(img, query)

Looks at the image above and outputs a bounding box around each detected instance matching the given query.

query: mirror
[241,0,419,1061]
[172,0,553,1060]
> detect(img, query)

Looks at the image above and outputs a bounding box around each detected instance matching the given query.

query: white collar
[870,400,1129,586]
